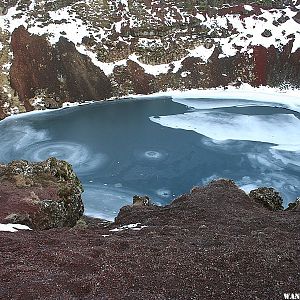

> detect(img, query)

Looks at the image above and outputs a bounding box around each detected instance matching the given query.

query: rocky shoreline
[0,159,299,299]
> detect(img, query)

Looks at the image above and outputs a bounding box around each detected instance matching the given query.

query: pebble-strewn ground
[0,180,299,299]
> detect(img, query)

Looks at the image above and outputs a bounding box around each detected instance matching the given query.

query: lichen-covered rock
[0,157,84,230]
[249,187,284,211]
[132,195,151,206]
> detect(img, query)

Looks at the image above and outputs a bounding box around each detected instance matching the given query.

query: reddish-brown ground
[0,180,299,299]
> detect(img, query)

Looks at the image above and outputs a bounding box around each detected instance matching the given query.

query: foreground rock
[249,187,284,211]
[0,179,299,299]
[0,158,84,230]
[286,197,300,211]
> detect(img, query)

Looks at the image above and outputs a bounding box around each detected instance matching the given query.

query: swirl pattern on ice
[0,123,49,162]
[156,188,172,198]
[21,141,108,175]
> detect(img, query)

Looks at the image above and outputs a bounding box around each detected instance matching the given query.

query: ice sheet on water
[150,111,300,151]
[170,98,283,110]
[143,85,300,113]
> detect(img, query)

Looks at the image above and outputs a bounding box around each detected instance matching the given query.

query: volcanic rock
[0,179,299,299]
[286,197,300,211]
[277,14,289,24]
[262,29,272,37]
[132,195,152,206]
[293,11,300,24]
[0,158,84,230]
[249,187,284,211]
[9,26,112,111]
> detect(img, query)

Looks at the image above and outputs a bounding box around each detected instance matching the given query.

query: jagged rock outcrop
[0,179,299,299]
[249,187,284,211]
[0,157,84,230]
[253,41,300,87]
[132,195,152,206]
[55,37,112,102]
[10,26,60,111]
[9,26,112,111]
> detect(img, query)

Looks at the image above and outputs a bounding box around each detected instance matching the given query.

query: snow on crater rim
[0,2,299,75]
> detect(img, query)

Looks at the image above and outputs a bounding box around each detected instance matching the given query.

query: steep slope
[0,179,299,299]
[0,0,299,117]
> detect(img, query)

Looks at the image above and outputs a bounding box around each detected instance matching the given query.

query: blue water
[0,96,299,220]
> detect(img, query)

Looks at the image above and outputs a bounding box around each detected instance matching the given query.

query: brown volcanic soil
[0,179,299,299]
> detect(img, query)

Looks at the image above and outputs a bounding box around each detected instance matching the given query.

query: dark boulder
[293,11,300,24]
[132,195,151,206]
[249,187,284,211]
[286,197,300,211]
[261,29,272,37]
[0,158,84,230]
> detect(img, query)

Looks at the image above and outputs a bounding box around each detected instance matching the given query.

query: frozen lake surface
[0,96,300,220]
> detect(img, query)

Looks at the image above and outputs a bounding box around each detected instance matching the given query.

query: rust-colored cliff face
[253,41,300,87]
[10,26,61,111]
[9,26,112,111]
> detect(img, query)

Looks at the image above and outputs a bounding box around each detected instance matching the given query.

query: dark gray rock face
[249,187,284,211]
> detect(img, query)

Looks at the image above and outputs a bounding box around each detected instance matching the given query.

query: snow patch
[0,223,32,232]
[110,223,148,232]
